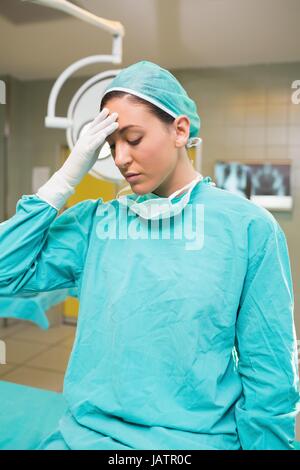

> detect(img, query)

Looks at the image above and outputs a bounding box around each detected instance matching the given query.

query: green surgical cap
[101,61,200,141]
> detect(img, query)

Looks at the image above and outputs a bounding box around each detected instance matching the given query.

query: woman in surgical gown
[0,61,299,450]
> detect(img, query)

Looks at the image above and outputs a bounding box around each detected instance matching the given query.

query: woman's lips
[125,173,142,183]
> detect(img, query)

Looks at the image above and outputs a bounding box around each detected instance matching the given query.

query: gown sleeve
[0,194,99,296]
[235,214,300,450]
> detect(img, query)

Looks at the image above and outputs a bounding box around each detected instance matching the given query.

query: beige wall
[1,63,299,334]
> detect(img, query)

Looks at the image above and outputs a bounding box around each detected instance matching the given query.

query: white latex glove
[36,108,118,210]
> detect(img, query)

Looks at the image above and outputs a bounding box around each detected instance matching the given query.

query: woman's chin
[131,188,148,195]
[130,181,156,195]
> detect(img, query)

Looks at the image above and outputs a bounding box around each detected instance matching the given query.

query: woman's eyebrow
[118,124,143,134]
[108,125,143,145]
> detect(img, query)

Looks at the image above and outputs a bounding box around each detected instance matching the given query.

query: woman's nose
[114,144,133,169]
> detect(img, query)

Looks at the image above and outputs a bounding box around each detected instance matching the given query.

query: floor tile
[0,320,30,339]
[60,335,75,349]
[27,345,71,373]
[12,323,76,345]
[0,363,18,377]
[2,366,65,392]
[5,338,50,365]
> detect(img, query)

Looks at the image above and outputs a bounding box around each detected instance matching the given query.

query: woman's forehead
[104,96,150,118]
[115,124,144,135]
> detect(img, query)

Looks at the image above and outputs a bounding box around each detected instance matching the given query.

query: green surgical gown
[0,178,299,450]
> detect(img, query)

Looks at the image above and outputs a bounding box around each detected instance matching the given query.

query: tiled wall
[175,63,300,335]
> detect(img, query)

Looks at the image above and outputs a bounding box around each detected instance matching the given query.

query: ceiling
[0,0,81,24]
[1,0,300,80]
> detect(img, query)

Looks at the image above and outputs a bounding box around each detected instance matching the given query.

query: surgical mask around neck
[117,172,203,220]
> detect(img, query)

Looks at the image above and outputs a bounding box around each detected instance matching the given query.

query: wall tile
[243,146,266,161]
[225,106,245,126]
[266,127,288,146]
[266,86,291,105]
[244,127,265,146]
[288,126,300,146]
[266,146,289,160]
[288,103,300,124]
[267,105,288,125]
[226,127,244,147]
[245,105,266,126]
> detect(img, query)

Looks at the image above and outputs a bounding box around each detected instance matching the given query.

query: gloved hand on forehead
[60,109,118,187]
[36,108,118,210]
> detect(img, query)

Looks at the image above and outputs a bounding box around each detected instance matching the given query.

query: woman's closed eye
[109,138,142,152]
[128,138,142,146]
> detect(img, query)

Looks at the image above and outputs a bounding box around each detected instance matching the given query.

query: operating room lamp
[22,0,202,183]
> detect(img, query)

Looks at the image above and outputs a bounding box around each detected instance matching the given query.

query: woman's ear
[174,115,190,148]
